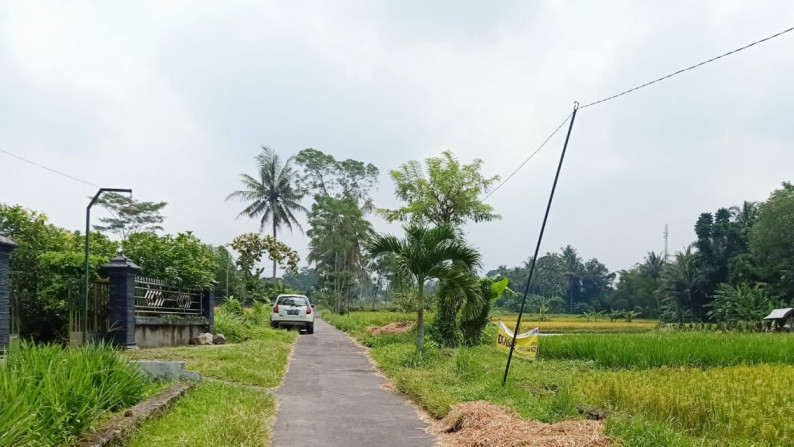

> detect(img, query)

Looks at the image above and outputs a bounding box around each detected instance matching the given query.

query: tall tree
[381,150,500,226]
[750,182,794,298]
[560,245,585,312]
[367,224,481,351]
[306,195,373,312]
[93,192,167,240]
[295,148,379,210]
[227,147,307,279]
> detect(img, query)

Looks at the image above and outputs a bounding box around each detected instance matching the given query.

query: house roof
[764,308,794,320]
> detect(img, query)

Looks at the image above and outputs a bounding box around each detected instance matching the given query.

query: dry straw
[432,401,612,447]
[366,321,414,335]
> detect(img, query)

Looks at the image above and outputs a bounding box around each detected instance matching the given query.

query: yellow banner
[496,320,539,360]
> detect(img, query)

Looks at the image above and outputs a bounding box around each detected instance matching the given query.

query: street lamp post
[84,188,132,345]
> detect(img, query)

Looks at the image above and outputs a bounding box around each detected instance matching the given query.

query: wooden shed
[763,308,794,331]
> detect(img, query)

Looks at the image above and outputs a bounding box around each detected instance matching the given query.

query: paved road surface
[273,317,434,447]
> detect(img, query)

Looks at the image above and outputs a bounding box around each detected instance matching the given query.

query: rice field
[495,315,658,334]
[576,364,794,444]
[539,332,794,368]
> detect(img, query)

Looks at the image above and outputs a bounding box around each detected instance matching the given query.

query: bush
[214,312,248,343]
[0,342,146,446]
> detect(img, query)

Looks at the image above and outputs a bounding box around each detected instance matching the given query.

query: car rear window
[277,296,308,307]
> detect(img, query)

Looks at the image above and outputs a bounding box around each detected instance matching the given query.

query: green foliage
[220,296,244,316]
[214,300,277,343]
[459,277,509,346]
[750,182,794,298]
[295,147,379,210]
[623,310,640,322]
[381,150,500,226]
[490,246,615,314]
[367,224,481,350]
[92,192,167,239]
[707,283,777,324]
[306,195,373,312]
[230,233,300,298]
[0,204,118,340]
[123,231,217,288]
[0,342,146,446]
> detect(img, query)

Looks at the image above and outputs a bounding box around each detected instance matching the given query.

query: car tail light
[306,306,312,314]
[273,305,279,313]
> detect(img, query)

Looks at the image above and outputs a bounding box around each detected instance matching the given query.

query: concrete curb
[74,381,193,447]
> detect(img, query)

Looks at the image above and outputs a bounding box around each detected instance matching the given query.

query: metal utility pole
[502,103,579,387]
[84,188,133,345]
[663,224,669,262]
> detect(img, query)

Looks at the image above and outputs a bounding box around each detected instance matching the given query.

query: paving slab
[273,317,434,447]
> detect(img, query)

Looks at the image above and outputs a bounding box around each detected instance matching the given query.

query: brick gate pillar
[103,254,140,348]
[0,232,17,353]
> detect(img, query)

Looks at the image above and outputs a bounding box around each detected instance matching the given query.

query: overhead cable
[0,148,99,187]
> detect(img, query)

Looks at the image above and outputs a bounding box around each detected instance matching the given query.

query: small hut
[764,308,794,331]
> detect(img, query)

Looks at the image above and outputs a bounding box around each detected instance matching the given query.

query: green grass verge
[125,321,298,446]
[125,381,275,447]
[325,311,793,447]
[125,326,297,387]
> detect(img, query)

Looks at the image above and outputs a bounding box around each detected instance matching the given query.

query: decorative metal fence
[134,276,203,317]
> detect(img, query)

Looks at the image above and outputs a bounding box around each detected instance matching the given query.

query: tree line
[488,182,794,325]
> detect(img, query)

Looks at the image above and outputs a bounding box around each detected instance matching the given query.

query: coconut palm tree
[227,147,307,280]
[658,247,706,321]
[560,245,584,313]
[367,224,481,350]
[730,201,759,230]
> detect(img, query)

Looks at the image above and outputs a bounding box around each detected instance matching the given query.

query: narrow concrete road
[273,317,434,447]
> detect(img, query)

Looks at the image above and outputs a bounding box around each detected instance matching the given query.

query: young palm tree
[227,147,307,280]
[367,224,481,351]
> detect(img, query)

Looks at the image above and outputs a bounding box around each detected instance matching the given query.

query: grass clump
[125,381,276,447]
[540,332,794,368]
[214,299,275,343]
[0,341,146,446]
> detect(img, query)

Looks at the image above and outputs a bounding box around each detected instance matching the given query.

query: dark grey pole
[84,188,132,345]
[502,103,579,387]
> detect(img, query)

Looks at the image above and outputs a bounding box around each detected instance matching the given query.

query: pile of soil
[432,401,612,447]
[366,321,413,335]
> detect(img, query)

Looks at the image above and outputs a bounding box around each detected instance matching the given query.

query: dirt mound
[432,401,612,447]
[366,321,413,335]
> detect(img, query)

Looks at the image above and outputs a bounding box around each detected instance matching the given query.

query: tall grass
[0,342,146,446]
[540,332,794,368]
[214,301,273,342]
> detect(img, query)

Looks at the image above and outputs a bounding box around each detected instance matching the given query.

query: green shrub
[214,312,248,343]
[0,342,146,446]
[220,296,244,316]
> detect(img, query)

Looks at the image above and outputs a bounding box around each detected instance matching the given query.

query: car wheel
[271,321,279,329]
[306,323,314,334]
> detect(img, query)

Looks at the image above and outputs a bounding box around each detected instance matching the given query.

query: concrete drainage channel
[74,360,202,447]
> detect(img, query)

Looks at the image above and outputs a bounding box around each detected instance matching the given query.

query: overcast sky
[1,0,793,276]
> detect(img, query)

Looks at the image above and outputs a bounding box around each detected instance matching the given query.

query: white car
[270,294,314,333]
